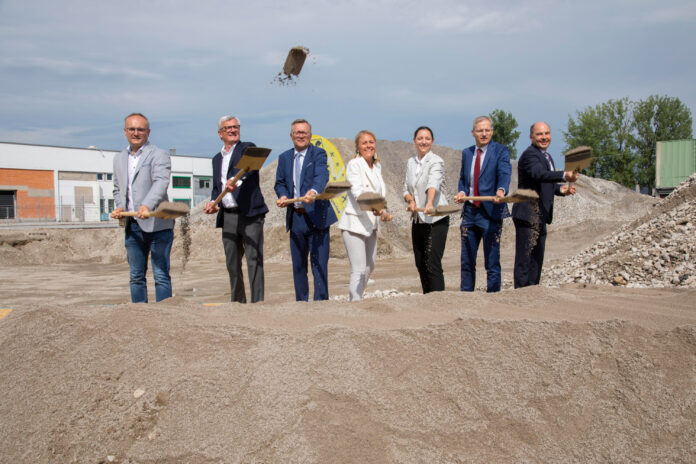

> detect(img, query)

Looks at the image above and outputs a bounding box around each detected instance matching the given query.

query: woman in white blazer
[338,130,389,301]
[403,126,450,293]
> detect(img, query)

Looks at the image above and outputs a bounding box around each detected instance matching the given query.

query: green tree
[564,98,634,185]
[489,109,520,159]
[631,95,693,191]
[564,95,693,190]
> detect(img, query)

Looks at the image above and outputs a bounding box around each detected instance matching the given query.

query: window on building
[108,199,115,212]
[199,178,210,189]
[172,176,191,188]
[97,173,103,180]
[107,173,112,180]
[173,198,191,207]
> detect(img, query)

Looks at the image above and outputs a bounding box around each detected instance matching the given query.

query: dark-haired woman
[403,126,450,293]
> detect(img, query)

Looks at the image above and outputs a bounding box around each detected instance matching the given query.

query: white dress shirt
[220,143,242,208]
[127,143,145,211]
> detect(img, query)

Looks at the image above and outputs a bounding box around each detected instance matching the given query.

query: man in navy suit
[455,115,512,292]
[512,121,577,288]
[275,119,337,301]
[204,116,268,303]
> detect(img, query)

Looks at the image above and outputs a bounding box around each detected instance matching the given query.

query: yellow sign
[311,135,347,219]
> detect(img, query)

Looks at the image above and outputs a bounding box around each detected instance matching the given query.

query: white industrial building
[0,141,212,222]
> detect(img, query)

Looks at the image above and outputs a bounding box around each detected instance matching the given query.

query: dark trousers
[222,210,265,303]
[411,216,449,293]
[513,217,547,288]
[460,204,503,292]
[289,210,330,301]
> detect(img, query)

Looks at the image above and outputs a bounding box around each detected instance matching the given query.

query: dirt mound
[545,174,696,288]
[1,291,695,463]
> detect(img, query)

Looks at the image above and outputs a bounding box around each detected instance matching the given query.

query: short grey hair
[290,118,312,134]
[218,115,240,130]
[124,113,149,128]
[472,115,492,130]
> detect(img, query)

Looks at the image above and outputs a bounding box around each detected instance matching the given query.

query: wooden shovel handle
[117,211,153,218]
[212,168,248,207]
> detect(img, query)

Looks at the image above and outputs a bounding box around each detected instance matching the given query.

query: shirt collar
[294,147,308,158]
[221,142,237,156]
[128,141,149,156]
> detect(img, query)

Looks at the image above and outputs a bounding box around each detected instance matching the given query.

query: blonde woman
[403,126,450,293]
[337,130,389,301]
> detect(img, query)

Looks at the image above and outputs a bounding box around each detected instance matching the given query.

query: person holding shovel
[454,115,511,293]
[275,119,337,301]
[338,130,390,301]
[203,116,268,303]
[110,113,174,303]
[403,126,450,294]
[512,121,577,288]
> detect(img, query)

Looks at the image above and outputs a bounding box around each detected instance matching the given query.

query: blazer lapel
[479,144,494,177]
[132,143,152,181]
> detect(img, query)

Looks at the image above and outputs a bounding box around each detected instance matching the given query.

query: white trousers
[341,229,377,301]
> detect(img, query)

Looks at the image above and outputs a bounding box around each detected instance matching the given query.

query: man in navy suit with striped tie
[274,119,337,301]
[455,115,511,293]
[512,121,577,288]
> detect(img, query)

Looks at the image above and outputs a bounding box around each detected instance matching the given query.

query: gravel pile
[544,174,696,288]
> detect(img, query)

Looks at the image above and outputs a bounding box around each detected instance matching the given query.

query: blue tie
[294,153,302,199]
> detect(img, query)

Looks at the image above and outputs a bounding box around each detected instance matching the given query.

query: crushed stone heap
[544,173,696,288]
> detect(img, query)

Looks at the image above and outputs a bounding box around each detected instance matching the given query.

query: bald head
[530,121,551,151]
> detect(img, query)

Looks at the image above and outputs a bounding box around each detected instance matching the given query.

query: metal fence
[0,204,115,223]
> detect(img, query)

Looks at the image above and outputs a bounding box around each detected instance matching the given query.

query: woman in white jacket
[403,126,450,293]
[338,130,389,301]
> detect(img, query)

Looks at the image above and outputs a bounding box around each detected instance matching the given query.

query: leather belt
[223,207,239,214]
[293,206,307,214]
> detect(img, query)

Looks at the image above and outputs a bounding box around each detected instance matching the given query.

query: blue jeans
[460,204,503,293]
[125,219,174,303]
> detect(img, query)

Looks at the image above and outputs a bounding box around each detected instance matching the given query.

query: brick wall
[0,168,55,219]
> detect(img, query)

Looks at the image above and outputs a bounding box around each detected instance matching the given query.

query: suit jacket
[458,141,512,220]
[512,144,566,224]
[113,141,173,232]
[403,151,449,224]
[210,141,269,228]
[338,156,386,237]
[274,144,337,231]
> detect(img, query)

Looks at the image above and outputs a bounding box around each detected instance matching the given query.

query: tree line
[487,96,693,192]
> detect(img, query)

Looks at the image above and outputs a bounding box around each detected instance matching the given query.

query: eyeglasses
[220,125,240,132]
[474,129,492,134]
[126,127,148,133]
[292,131,309,136]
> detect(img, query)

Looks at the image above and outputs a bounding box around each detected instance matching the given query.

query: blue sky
[1,0,694,166]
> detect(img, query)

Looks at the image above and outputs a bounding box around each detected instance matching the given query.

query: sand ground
[1,220,695,463]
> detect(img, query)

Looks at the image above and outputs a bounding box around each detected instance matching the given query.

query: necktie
[544,152,554,170]
[473,148,482,207]
[294,154,302,200]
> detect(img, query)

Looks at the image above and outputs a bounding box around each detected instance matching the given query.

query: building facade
[0,142,212,222]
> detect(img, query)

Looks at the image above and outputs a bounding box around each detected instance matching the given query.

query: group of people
[110,113,578,304]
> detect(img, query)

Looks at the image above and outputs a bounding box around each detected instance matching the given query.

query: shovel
[356,192,393,221]
[212,147,271,208]
[115,201,190,220]
[414,204,462,216]
[281,181,351,205]
[454,189,539,204]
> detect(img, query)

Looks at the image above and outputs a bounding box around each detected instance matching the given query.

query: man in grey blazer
[110,113,174,303]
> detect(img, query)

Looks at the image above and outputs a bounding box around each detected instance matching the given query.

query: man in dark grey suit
[512,121,577,288]
[204,116,268,303]
[111,113,174,302]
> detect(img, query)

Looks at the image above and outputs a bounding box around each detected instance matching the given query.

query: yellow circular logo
[311,135,347,219]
